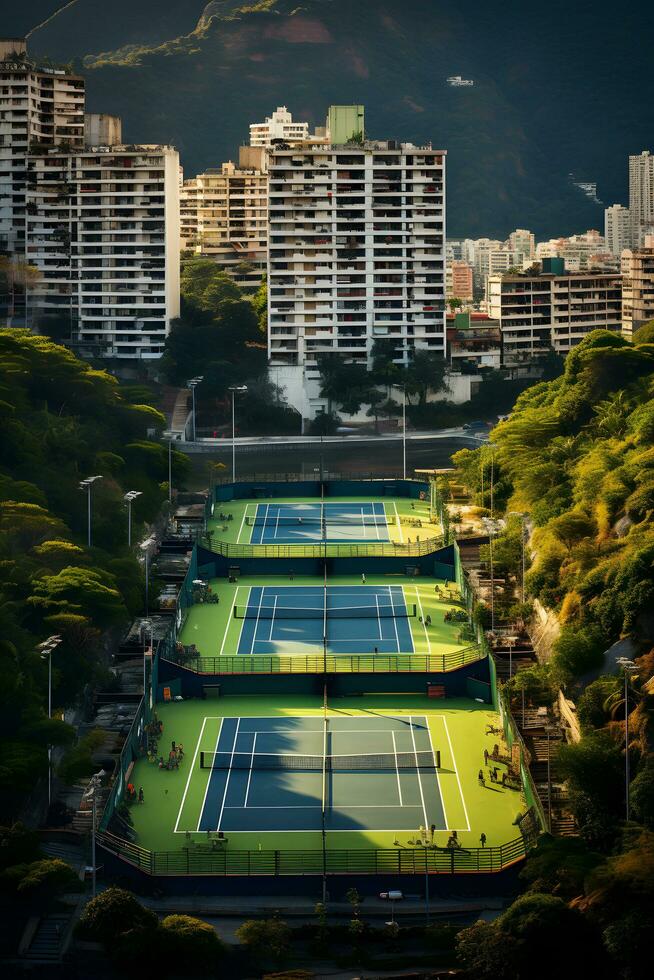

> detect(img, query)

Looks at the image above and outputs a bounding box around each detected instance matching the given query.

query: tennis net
[199,749,441,771]
[233,603,416,620]
[245,515,397,527]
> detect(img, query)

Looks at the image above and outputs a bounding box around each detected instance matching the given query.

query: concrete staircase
[22,912,70,963]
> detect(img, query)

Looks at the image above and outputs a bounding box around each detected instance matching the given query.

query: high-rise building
[26,138,180,359]
[179,148,268,290]
[508,228,535,264]
[621,236,654,339]
[605,204,632,256]
[249,106,310,148]
[1,39,180,358]
[0,38,85,312]
[488,264,622,365]
[267,138,446,418]
[447,261,473,302]
[629,150,654,246]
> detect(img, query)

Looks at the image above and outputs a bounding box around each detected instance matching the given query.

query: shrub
[236,917,291,964]
[77,886,158,944]
[160,914,225,972]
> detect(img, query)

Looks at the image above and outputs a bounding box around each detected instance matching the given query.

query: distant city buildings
[605,204,632,257]
[488,260,622,366]
[0,38,180,359]
[180,148,268,290]
[535,230,614,273]
[249,106,311,148]
[621,236,654,339]
[446,261,473,302]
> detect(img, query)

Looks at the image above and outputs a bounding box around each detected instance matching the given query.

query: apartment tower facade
[267,139,446,418]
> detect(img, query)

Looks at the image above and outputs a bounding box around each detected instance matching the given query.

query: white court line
[440,715,470,831]
[409,716,429,831]
[414,586,431,656]
[237,504,250,544]
[224,804,421,810]
[266,596,278,642]
[196,717,224,832]
[219,585,240,657]
[388,585,401,653]
[215,718,241,832]
[391,731,403,806]
[393,501,403,543]
[249,586,266,656]
[427,717,449,829]
[244,732,257,808]
[374,595,383,642]
[175,715,212,833]
[273,504,281,541]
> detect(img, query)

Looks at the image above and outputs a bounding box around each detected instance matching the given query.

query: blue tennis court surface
[235,585,415,656]
[198,715,445,833]
[248,502,392,543]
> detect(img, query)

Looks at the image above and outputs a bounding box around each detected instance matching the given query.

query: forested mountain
[8,0,654,237]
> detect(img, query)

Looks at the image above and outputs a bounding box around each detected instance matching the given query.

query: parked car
[463,421,487,430]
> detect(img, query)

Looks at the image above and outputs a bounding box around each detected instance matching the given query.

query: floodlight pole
[228,385,248,483]
[39,635,62,811]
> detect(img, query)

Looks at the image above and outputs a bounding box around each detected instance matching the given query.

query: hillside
[10,0,654,238]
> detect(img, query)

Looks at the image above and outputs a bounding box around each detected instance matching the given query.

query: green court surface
[207,495,440,547]
[178,575,473,661]
[128,695,524,853]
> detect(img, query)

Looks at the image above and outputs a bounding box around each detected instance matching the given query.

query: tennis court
[196,714,445,833]
[235,585,415,656]
[246,502,393,544]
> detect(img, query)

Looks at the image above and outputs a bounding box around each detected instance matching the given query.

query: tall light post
[162,430,181,504]
[507,512,527,604]
[186,376,204,442]
[617,657,638,821]
[123,491,142,548]
[87,772,102,899]
[79,475,102,548]
[140,537,155,617]
[228,385,248,483]
[38,635,62,810]
[391,384,407,480]
[140,620,154,707]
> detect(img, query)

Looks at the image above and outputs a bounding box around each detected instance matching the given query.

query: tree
[553,625,607,678]
[236,917,291,964]
[404,350,447,406]
[630,758,654,829]
[548,510,597,554]
[160,914,226,972]
[77,886,158,944]
[557,732,624,847]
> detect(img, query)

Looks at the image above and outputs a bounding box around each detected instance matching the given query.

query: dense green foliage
[0,330,187,816]
[454,330,654,665]
[162,260,300,435]
[78,888,226,976]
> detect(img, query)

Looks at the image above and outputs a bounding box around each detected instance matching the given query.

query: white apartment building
[179,148,268,290]
[535,230,613,272]
[629,150,654,246]
[249,106,310,148]
[621,236,654,339]
[488,266,622,365]
[605,204,632,257]
[1,40,180,359]
[26,139,180,359]
[508,228,535,264]
[1,39,85,321]
[267,139,446,418]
